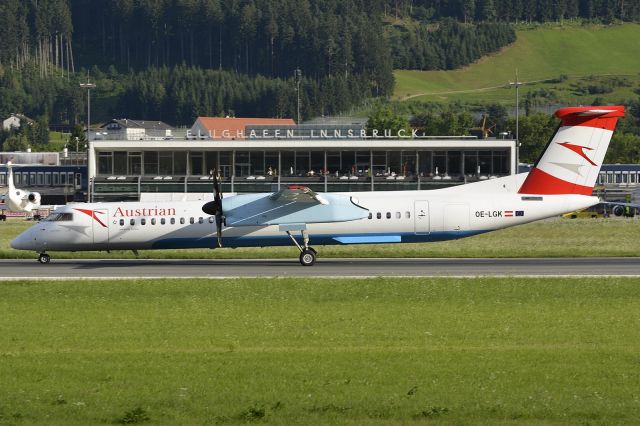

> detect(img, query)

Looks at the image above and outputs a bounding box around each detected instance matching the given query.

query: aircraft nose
[10,231,32,250]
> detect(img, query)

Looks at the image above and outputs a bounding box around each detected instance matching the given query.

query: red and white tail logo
[518,106,625,195]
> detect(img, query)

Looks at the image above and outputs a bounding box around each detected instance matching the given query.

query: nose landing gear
[38,253,50,264]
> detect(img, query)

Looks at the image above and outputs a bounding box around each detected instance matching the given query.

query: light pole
[294,68,302,124]
[509,70,524,169]
[80,79,96,142]
[80,77,96,202]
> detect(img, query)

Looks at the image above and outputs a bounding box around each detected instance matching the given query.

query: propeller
[202,169,224,247]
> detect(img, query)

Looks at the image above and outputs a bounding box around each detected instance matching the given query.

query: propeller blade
[213,170,222,202]
[202,169,219,215]
[211,169,224,248]
[216,215,223,248]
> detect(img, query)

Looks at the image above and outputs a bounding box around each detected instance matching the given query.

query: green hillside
[394,23,640,105]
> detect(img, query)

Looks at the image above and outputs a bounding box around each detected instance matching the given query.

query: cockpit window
[45,213,73,221]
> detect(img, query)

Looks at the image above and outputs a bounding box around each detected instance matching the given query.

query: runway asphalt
[0,257,638,279]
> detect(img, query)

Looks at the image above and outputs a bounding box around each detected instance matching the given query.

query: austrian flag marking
[503,210,524,218]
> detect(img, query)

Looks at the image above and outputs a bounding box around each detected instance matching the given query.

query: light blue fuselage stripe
[150,230,489,249]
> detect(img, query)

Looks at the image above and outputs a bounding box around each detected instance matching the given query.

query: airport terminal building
[87,118,517,201]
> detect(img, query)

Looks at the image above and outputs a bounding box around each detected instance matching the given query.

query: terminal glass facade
[92,144,514,201]
[97,149,510,179]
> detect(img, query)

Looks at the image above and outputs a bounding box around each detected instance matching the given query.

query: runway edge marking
[3,274,640,281]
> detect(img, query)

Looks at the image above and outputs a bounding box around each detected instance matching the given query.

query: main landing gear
[286,229,317,266]
[38,252,50,264]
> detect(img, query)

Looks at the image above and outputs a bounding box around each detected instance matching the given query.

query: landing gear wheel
[38,253,50,264]
[299,249,316,266]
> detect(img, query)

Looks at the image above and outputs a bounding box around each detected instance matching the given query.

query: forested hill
[6,1,636,77]
[2,0,397,127]
[70,0,390,82]
[0,0,639,133]
[382,0,639,22]
[61,1,640,74]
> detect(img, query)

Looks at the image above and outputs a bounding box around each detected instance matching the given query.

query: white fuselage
[11,174,599,253]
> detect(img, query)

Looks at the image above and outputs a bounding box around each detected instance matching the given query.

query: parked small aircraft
[11,106,625,265]
[1,162,41,220]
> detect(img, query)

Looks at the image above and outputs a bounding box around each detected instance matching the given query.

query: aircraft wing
[269,186,329,205]
[222,186,368,227]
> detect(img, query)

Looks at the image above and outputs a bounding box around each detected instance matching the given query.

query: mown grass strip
[1,277,639,424]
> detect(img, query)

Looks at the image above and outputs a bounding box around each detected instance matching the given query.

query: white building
[98,119,174,141]
[2,114,33,131]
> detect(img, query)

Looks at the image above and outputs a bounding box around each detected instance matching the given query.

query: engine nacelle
[27,192,41,205]
[612,205,625,217]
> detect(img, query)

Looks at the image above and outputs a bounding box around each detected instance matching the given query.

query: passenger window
[368,212,372,219]
[130,219,135,226]
[151,218,156,225]
[119,219,124,226]
[209,216,215,223]
[376,212,381,219]
[171,218,176,225]
[386,212,391,219]
[141,218,146,225]
[180,217,185,224]
[198,217,204,224]
[406,211,411,219]
[396,212,401,219]
[189,217,195,224]
[161,218,166,225]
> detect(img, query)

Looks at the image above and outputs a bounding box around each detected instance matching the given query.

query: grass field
[394,23,640,105]
[2,216,639,260]
[1,277,639,424]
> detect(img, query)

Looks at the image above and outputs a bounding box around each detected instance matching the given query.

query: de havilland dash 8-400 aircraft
[11,106,625,265]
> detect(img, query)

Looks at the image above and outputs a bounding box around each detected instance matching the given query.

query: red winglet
[555,106,625,131]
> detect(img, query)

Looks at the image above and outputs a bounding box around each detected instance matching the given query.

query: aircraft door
[414,200,430,235]
[444,204,470,232]
[91,208,110,249]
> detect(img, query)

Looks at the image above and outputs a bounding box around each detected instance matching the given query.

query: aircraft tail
[7,161,14,192]
[518,106,624,195]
